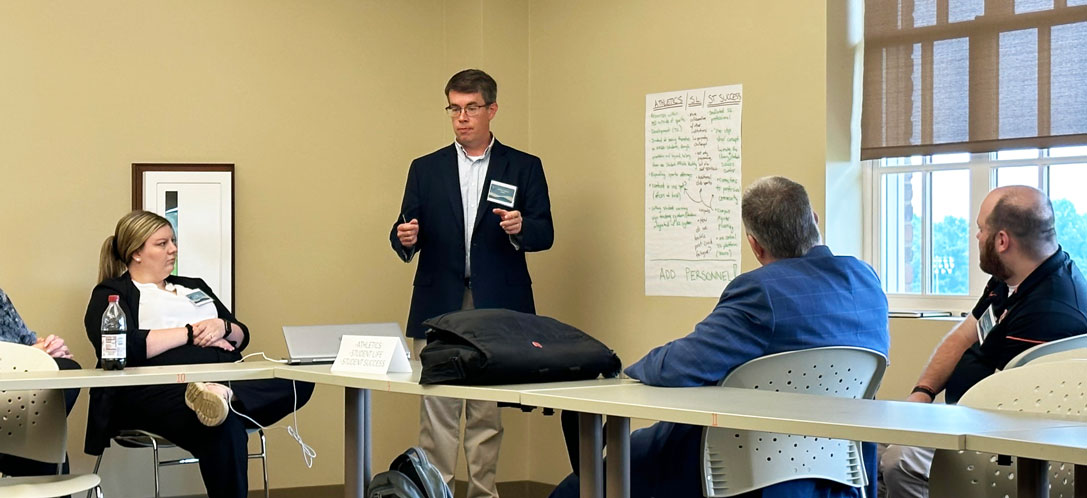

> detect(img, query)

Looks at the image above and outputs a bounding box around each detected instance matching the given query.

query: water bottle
[101,294,128,370]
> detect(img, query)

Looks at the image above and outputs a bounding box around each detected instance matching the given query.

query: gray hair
[741,176,821,259]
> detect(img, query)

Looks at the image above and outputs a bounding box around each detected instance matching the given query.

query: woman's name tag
[185,289,214,306]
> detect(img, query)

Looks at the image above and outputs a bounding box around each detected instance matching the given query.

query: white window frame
[863,147,1087,313]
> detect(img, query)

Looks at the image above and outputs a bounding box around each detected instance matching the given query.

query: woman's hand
[33,334,73,359]
[191,318,227,347]
[207,338,235,352]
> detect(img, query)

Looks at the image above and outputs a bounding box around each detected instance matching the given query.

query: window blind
[862,0,1087,160]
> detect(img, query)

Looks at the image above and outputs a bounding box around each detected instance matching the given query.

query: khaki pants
[413,290,503,498]
[878,443,934,498]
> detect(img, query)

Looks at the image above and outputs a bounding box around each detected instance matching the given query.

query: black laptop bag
[418,308,622,385]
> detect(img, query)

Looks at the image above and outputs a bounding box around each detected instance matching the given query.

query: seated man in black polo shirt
[879,185,1087,498]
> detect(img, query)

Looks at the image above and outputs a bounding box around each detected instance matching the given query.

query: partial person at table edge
[0,286,80,481]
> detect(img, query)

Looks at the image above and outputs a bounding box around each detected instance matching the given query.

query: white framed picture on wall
[133,163,235,311]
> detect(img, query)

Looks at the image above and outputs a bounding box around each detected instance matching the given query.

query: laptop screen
[282,322,408,364]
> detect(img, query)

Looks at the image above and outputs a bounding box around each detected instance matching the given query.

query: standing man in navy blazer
[390,68,554,498]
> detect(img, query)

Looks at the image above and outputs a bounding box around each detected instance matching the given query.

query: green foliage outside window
[909,198,1087,295]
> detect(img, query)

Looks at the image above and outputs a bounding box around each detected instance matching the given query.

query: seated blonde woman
[84,210,313,498]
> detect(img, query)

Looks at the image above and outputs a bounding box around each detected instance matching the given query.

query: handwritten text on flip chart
[645,84,743,297]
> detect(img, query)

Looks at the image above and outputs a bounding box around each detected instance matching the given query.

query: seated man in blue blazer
[551,176,889,498]
[391,69,554,498]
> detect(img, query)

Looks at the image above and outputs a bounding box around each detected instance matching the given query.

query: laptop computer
[282,322,410,365]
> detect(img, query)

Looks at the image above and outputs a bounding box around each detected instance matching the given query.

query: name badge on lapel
[487,180,517,208]
[185,289,214,307]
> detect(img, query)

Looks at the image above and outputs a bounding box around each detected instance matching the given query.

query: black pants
[0,357,81,478]
[113,379,315,498]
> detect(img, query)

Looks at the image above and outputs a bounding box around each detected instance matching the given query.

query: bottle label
[102,334,127,360]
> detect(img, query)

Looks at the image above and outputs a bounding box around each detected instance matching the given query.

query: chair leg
[151,437,162,498]
[87,454,105,498]
[259,429,269,498]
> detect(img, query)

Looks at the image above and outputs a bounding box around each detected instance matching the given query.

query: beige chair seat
[0,342,102,497]
[0,473,102,498]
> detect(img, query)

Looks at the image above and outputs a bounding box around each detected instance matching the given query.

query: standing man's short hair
[741,176,821,259]
[986,187,1057,260]
[445,69,497,104]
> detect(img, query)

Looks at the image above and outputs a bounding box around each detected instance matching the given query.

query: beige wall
[1,0,934,494]
[825,0,865,257]
[880,318,956,401]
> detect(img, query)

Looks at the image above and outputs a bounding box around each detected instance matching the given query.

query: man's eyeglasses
[445,103,491,117]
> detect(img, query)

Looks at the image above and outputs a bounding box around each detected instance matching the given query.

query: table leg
[579,412,603,498]
[1074,464,1085,498]
[1016,457,1048,498]
[345,387,372,498]
[605,416,630,498]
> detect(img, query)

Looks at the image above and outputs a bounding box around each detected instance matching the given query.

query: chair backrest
[0,342,67,464]
[701,346,888,497]
[1021,347,1087,365]
[929,359,1087,498]
[1004,333,1087,369]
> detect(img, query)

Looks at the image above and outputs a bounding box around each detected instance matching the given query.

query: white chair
[701,346,888,497]
[90,425,268,498]
[0,342,103,498]
[1004,333,1087,369]
[929,359,1087,498]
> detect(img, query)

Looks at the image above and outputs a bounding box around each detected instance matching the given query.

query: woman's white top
[133,281,218,330]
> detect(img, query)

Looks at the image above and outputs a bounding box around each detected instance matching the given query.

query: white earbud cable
[228,352,316,467]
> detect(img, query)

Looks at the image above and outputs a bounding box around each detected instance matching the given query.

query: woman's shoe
[184,382,232,426]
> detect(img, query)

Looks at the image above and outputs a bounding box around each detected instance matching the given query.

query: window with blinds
[862,0,1087,160]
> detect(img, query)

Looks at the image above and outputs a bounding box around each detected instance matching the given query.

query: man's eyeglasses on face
[445,103,490,117]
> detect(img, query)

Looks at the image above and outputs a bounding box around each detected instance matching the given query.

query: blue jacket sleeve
[625,275,775,387]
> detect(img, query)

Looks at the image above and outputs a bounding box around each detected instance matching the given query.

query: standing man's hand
[398,219,419,247]
[493,209,522,235]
